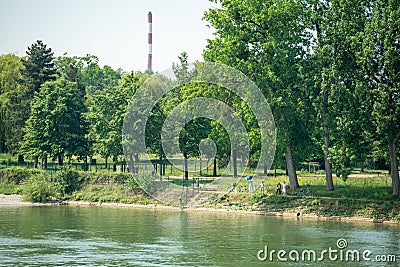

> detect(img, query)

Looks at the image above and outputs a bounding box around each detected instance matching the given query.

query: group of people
[232,180,287,195]
[233,180,263,194]
[275,181,287,195]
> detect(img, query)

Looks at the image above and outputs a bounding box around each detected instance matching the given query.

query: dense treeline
[0,0,399,195]
[202,0,400,194]
[0,41,149,172]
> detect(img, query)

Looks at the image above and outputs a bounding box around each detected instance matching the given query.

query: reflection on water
[0,206,399,266]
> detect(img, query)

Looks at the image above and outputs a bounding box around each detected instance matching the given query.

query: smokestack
[148,11,152,71]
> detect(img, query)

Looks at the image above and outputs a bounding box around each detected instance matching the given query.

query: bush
[0,183,21,195]
[126,175,141,191]
[21,174,56,202]
[0,167,43,184]
[55,166,82,194]
[113,173,131,184]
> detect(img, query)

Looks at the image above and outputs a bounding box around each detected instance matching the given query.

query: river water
[0,206,399,266]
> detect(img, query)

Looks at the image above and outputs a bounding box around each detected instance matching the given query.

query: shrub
[55,166,82,194]
[21,174,56,202]
[126,175,141,191]
[0,183,20,195]
[0,167,43,184]
[113,173,131,184]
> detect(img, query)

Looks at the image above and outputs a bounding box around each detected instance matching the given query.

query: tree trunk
[113,163,117,172]
[233,150,237,178]
[18,155,24,164]
[33,156,38,168]
[322,86,334,191]
[42,155,47,169]
[323,136,334,191]
[159,153,163,177]
[389,139,400,195]
[183,152,188,180]
[314,2,334,191]
[57,154,63,166]
[84,156,88,171]
[264,165,268,175]
[200,158,202,176]
[285,145,299,189]
[105,157,108,169]
[129,154,134,173]
[213,158,217,177]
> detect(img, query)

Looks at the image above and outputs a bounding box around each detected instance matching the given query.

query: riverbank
[1,193,398,225]
[0,194,62,206]
[1,167,399,224]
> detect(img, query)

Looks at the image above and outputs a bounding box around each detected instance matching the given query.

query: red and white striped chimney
[147,11,152,71]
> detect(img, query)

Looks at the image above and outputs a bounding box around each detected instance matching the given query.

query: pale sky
[0,0,218,72]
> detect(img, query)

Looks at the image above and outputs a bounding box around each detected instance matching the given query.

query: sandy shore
[0,194,397,224]
[0,194,31,206]
[0,194,61,206]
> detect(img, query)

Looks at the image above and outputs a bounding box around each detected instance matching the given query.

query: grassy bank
[217,175,400,222]
[0,166,156,204]
[0,166,399,222]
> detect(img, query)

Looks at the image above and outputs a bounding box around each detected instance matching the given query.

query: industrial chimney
[148,11,152,71]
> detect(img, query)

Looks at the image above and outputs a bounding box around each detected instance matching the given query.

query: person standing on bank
[282,181,287,195]
[276,182,282,195]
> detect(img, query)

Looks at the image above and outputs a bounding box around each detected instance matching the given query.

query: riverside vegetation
[0,0,399,223]
[1,166,399,222]
[1,0,400,199]
[0,166,156,205]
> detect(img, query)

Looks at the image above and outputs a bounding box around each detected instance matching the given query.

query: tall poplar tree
[203,0,311,188]
[358,0,400,194]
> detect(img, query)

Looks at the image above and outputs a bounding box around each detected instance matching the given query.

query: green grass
[66,184,157,205]
[0,183,20,195]
[216,173,400,221]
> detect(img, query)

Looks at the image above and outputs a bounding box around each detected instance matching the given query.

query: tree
[22,40,56,97]
[308,0,374,189]
[0,54,25,153]
[21,77,88,166]
[203,0,310,189]
[358,0,400,194]
[169,53,214,179]
[86,71,146,170]
[16,40,57,164]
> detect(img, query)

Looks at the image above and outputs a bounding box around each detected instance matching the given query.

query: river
[0,206,399,266]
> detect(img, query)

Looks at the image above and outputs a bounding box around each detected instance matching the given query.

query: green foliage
[126,175,141,191]
[357,0,400,194]
[329,146,353,182]
[55,166,82,194]
[0,167,42,184]
[1,0,399,202]
[22,40,56,96]
[20,76,88,163]
[0,54,26,153]
[250,194,291,205]
[69,184,155,205]
[21,173,56,202]
[203,0,310,186]
[85,71,146,163]
[0,183,20,195]
[6,40,57,156]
